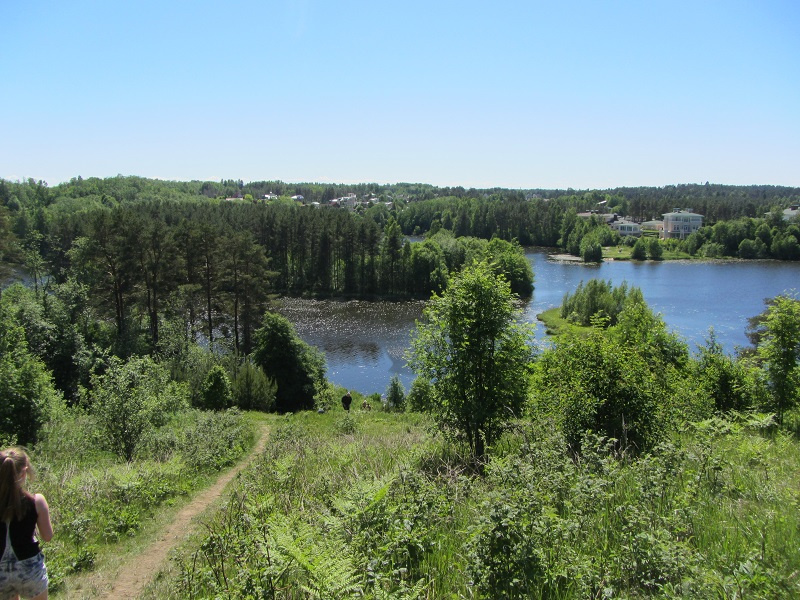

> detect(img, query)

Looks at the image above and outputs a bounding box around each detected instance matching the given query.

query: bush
[532,329,667,454]
[385,375,406,411]
[647,237,663,260]
[87,356,189,460]
[699,241,724,258]
[0,304,62,444]
[560,279,635,327]
[631,238,647,260]
[178,409,252,471]
[580,236,602,262]
[406,377,433,412]
[232,359,276,411]
[253,312,326,412]
[200,365,232,410]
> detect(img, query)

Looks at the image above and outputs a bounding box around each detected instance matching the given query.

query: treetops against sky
[2,1,799,190]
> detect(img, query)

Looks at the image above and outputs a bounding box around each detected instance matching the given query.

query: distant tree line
[0,177,534,419]
[683,214,800,260]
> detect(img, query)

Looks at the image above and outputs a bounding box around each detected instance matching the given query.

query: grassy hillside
[33,408,255,597]
[143,409,800,599]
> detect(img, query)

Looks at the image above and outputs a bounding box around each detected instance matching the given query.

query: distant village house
[661,209,704,239]
[783,204,799,221]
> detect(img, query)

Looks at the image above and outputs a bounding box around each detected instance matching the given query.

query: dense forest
[1,177,797,397]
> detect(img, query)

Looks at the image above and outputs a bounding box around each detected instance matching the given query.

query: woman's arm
[34,494,53,542]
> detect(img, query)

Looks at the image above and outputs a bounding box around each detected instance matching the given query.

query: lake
[276,249,800,395]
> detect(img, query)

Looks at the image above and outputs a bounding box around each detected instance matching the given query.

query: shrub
[385,375,406,411]
[87,356,189,460]
[580,235,602,262]
[199,365,232,410]
[0,304,62,444]
[179,409,251,471]
[406,377,433,412]
[253,312,326,412]
[560,279,634,327]
[231,359,276,411]
[532,329,667,454]
[631,238,647,260]
[699,241,724,258]
[647,237,663,260]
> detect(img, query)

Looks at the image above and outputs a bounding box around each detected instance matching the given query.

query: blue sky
[2,0,799,189]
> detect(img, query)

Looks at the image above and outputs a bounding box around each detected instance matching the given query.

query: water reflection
[274,298,424,394]
[275,250,800,395]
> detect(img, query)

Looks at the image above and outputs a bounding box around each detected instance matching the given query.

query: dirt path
[96,423,270,599]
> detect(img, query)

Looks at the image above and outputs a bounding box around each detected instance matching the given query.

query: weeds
[171,411,800,598]
[31,407,253,592]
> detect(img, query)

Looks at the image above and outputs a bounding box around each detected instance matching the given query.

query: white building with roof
[783,205,799,221]
[662,209,703,239]
[610,219,642,237]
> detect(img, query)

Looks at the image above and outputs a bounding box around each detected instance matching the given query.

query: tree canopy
[408,260,535,459]
[253,312,326,413]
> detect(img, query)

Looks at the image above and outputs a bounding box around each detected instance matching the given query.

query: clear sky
[2,0,799,189]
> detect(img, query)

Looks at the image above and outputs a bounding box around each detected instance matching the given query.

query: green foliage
[631,237,648,260]
[485,237,534,296]
[0,302,62,444]
[253,312,326,412]
[579,233,603,262]
[408,260,535,459]
[231,358,276,411]
[560,279,635,327]
[406,377,433,412]
[610,287,689,369]
[174,412,440,598]
[532,328,667,454]
[695,330,765,413]
[199,364,232,410]
[0,282,95,404]
[385,375,406,411]
[647,236,663,259]
[172,409,253,471]
[698,241,725,258]
[87,355,189,460]
[470,417,800,598]
[33,407,252,590]
[334,412,359,435]
[756,294,800,424]
[166,410,800,599]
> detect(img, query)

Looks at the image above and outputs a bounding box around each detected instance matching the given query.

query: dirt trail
[94,423,270,599]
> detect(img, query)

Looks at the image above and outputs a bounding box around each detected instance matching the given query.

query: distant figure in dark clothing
[341,391,352,411]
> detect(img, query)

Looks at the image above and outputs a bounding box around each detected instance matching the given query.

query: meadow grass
[153,410,800,599]
[536,307,588,338]
[32,408,255,596]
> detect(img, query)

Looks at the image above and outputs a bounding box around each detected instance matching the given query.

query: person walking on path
[341,391,352,411]
[0,447,53,600]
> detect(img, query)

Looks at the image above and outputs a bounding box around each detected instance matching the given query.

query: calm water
[277,249,800,395]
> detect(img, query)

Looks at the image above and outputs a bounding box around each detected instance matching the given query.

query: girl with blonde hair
[0,448,53,600]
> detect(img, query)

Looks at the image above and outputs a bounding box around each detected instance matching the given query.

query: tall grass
[155,409,800,599]
[31,407,254,594]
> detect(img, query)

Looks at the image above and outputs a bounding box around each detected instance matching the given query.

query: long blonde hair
[0,447,33,521]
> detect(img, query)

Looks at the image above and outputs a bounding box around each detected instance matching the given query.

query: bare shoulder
[34,493,50,511]
[34,493,54,541]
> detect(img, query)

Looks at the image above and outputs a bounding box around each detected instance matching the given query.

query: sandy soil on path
[87,423,270,600]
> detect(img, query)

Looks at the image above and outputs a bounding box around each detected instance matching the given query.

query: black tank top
[0,495,41,560]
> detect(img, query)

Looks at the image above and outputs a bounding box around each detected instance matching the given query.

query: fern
[273,519,363,599]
